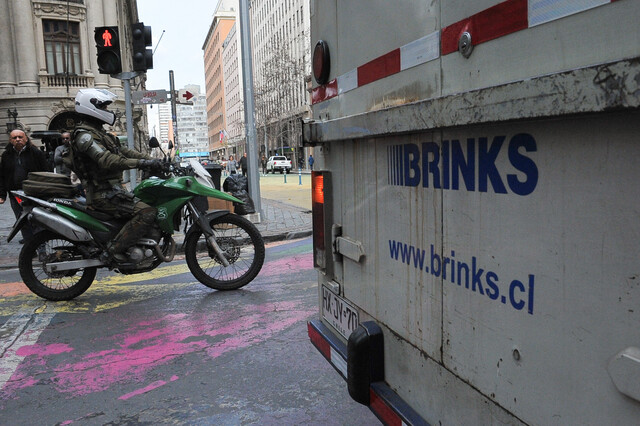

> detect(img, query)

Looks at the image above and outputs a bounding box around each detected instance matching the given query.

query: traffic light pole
[169,70,179,156]
[115,71,141,189]
[239,0,261,217]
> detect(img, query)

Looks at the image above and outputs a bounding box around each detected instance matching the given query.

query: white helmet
[75,89,117,125]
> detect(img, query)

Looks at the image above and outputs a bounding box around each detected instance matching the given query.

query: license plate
[322,286,359,339]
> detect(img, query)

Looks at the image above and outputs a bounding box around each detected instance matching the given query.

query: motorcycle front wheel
[19,231,97,301]
[185,213,265,290]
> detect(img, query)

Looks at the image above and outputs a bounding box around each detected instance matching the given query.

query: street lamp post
[6,108,18,133]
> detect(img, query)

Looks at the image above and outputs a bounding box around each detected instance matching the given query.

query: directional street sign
[176,88,198,104]
[131,89,169,105]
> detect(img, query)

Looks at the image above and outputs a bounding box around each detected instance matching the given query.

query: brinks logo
[387,134,538,195]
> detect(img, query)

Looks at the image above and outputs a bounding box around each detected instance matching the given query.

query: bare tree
[253,31,309,159]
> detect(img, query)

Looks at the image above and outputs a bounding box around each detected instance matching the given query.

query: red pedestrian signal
[94,26,121,74]
[101,29,113,47]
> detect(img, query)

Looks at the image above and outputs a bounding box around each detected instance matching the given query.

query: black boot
[107,243,128,262]
[108,210,156,262]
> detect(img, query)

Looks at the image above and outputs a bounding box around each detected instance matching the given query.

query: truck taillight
[312,171,329,270]
[312,173,325,205]
[313,40,331,85]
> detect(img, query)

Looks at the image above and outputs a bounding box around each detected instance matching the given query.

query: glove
[138,159,162,170]
[161,161,173,173]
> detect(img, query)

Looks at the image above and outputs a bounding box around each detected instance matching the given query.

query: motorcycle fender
[186,210,231,239]
[7,211,30,242]
[30,207,94,242]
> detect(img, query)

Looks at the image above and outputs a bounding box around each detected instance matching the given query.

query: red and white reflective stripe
[312,0,619,104]
[308,320,428,425]
[440,0,528,55]
[311,31,439,104]
[307,322,347,377]
[370,390,408,426]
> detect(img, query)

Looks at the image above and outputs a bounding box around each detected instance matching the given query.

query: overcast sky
[137,0,221,93]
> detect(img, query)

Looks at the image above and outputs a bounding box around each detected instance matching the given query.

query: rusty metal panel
[308,1,640,123]
[440,1,640,97]
[304,58,640,144]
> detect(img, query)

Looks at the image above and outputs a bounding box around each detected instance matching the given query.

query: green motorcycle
[8,159,265,301]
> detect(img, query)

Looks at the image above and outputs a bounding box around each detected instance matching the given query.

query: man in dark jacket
[239,152,248,176]
[0,129,50,242]
[54,132,72,176]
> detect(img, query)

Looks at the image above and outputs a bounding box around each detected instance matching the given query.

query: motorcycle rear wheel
[185,213,265,290]
[19,231,97,301]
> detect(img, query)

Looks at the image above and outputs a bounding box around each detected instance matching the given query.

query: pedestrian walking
[308,154,314,171]
[55,131,85,197]
[239,152,248,176]
[261,154,267,175]
[0,129,50,243]
[54,132,72,176]
[226,155,238,175]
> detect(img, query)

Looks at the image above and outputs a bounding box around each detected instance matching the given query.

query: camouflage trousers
[91,193,157,254]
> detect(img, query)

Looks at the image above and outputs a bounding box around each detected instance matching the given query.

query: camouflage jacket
[65,122,150,202]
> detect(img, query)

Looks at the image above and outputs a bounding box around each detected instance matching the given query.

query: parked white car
[266,156,292,174]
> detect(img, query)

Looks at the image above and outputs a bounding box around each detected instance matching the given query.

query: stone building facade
[0,0,148,155]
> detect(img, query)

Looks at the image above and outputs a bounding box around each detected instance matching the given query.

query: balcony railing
[40,74,93,88]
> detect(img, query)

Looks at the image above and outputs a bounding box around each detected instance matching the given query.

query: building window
[43,19,81,75]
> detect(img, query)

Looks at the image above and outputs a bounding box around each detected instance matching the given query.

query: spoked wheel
[19,231,97,301]
[185,214,265,290]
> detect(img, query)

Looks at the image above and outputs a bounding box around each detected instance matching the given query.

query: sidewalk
[0,194,312,270]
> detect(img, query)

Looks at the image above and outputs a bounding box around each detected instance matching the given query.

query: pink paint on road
[2,301,314,398]
[52,328,208,396]
[3,372,39,390]
[259,255,313,277]
[205,315,306,359]
[16,343,74,357]
[118,375,179,400]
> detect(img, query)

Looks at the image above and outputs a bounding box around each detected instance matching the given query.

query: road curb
[285,230,313,240]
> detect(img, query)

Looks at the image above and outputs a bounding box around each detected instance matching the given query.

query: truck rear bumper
[308,319,429,426]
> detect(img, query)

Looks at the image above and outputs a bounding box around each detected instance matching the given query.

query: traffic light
[132,23,153,72]
[94,26,122,74]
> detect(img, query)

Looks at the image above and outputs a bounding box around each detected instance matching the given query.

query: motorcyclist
[66,88,164,261]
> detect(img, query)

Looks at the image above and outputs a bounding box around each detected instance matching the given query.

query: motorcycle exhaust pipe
[31,207,94,242]
[153,236,176,262]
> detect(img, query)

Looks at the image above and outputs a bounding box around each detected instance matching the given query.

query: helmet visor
[90,98,113,110]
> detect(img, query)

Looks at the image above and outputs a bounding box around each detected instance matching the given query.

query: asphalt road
[0,237,379,425]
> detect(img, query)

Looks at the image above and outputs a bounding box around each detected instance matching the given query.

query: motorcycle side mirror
[149,137,160,148]
[168,141,174,150]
